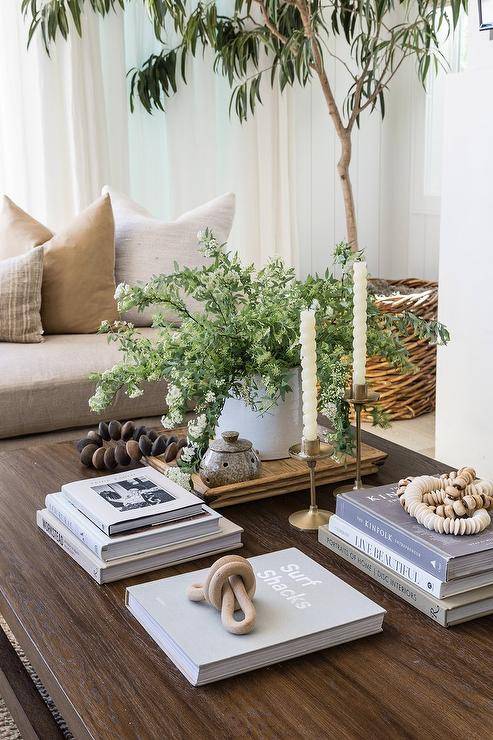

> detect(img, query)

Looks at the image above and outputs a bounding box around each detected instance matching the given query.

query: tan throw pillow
[0,246,44,342]
[40,194,118,334]
[0,195,53,260]
[102,187,235,326]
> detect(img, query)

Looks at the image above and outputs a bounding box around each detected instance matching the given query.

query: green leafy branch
[89,230,449,471]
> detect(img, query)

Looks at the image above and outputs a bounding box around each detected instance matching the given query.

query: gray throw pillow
[102,187,235,327]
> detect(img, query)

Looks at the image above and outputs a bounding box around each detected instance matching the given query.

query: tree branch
[253,0,288,45]
[291,0,346,138]
[355,51,411,118]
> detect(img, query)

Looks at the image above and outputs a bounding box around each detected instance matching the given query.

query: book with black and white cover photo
[46,492,221,561]
[126,548,386,686]
[37,509,243,583]
[62,467,203,535]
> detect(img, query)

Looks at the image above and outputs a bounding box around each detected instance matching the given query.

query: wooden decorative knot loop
[398,467,493,535]
[187,555,256,635]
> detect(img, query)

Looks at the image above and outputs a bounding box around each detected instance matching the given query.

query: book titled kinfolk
[336,484,493,580]
[319,527,493,627]
[62,467,203,535]
[126,548,386,686]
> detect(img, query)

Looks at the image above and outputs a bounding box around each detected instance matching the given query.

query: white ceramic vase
[216,368,303,460]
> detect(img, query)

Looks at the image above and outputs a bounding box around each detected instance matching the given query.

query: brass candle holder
[288,437,334,531]
[333,382,380,496]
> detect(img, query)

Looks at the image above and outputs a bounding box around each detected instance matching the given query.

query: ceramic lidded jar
[199,431,261,488]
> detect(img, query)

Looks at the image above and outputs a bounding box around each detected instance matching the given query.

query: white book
[320,527,493,627]
[61,467,203,535]
[126,548,385,686]
[37,509,243,584]
[46,492,221,561]
[329,515,493,598]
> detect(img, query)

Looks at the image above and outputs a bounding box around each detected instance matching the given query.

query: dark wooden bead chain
[75,420,187,471]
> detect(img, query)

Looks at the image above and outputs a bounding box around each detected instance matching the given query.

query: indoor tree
[23,0,467,252]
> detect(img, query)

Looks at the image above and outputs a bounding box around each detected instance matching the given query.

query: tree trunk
[336,132,358,251]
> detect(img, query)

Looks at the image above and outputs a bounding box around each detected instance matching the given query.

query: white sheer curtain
[123,5,298,267]
[0,2,128,230]
[0,2,298,266]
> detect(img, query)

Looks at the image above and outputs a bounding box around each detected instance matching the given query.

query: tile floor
[362,412,436,459]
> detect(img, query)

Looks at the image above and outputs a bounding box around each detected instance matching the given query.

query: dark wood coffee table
[1,432,493,740]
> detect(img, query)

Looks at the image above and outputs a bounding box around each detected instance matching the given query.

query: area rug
[0,616,73,739]
[0,700,21,740]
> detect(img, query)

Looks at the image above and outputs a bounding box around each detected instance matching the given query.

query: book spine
[336,496,449,579]
[329,516,445,598]
[37,512,102,584]
[318,527,448,627]
[46,498,105,559]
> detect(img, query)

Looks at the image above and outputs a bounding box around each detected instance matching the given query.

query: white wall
[435,18,493,475]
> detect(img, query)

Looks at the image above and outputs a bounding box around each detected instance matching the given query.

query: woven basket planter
[362,278,438,422]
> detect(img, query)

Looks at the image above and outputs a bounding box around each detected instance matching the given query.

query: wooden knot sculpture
[398,467,493,535]
[187,555,256,635]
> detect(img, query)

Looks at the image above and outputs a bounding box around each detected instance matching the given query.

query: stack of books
[36,468,242,583]
[126,547,386,685]
[319,483,493,626]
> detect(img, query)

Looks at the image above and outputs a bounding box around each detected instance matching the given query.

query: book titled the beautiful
[336,484,493,580]
[37,510,242,583]
[61,467,203,535]
[328,515,493,598]
[319,527,493,627]
[126,548,386,686]
[46,492,221,561]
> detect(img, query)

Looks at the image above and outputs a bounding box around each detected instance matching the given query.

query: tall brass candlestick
[288,437,334,531]
[333,382,379,496]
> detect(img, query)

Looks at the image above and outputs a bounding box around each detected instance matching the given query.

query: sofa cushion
[0,330,167,439]
[0,195,53,260]
[40,194,119,334]
[0,247,44,343]
[103,187,235,327]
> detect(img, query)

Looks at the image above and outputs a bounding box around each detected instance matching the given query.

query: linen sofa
[0,329,166,452]
[0,189,235,452]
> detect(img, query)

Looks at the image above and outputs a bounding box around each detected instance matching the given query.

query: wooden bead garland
[75,420,187,471]
[398,467,493,536]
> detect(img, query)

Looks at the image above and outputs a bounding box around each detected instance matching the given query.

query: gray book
[319,526,493,627]
[126,547,386,685]
[336,484,493,580]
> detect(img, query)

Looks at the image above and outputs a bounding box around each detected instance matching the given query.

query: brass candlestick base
[333,382,379,496]
[288,437,334,531]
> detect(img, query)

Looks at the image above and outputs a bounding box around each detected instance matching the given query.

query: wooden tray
[146,427,387,508]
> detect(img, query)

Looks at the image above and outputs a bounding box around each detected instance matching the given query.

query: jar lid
[209,431,252,453]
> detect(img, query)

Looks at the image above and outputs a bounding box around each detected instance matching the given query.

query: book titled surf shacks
[126,548,386,685]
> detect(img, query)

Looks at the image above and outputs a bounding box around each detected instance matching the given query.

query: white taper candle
[300,308,318,441]
[352,261,368,387]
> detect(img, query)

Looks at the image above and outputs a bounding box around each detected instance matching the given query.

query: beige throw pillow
[0,196,53,260]
[0,194,119,335]
[40,194,118,334]
[103,187,235,326]
[0,246,44,342]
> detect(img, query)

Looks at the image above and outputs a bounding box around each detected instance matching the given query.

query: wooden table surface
[1,431,493,740]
